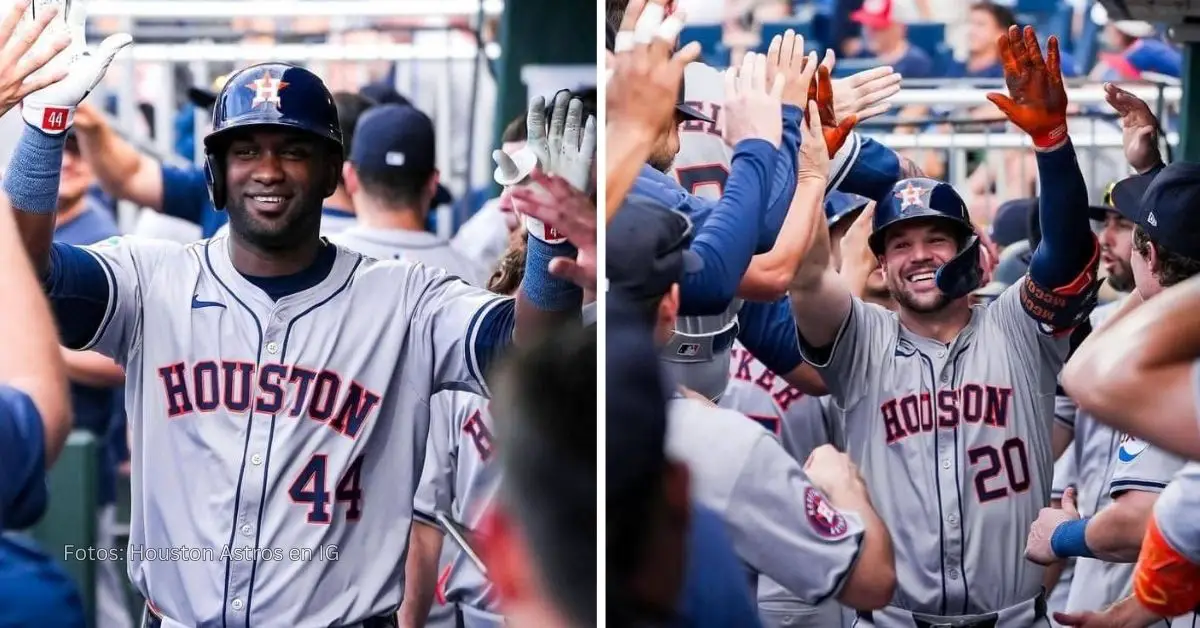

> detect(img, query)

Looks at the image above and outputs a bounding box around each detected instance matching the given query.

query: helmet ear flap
[935,235,983,299]
[205,153,226,211]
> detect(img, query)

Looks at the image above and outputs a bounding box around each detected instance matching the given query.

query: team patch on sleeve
[804,487,849,539]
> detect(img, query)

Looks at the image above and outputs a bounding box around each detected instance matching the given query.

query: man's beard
[647,149,675,173]
[225,197,322,252]
[1107,262,1135,292]
[888,273,953,314]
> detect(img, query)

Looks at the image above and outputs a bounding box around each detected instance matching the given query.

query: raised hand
[986,25,1068,149]
[722,52,785,148]
[765,29,812,109]
[606,0,699,140]
[832,62,903,123]
[510,169,597,292]
[1103,82,1163,174]
[810,59,858,157]
[0,0,70,119]
[797,98,829,183]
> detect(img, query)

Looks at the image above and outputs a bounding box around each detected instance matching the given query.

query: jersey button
[266,341,279,354]
[251,454,263,466]
[948,568,959,580]
[241,524,253,536]
[231,599,244,611]
[937,350,946,358]
[941,459,951,469]
[948,514,958,526]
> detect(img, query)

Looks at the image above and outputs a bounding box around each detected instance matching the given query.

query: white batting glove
[525,95,552,170]
[21,0,131,134]
[553,98,597,193]
[491,147,566,245]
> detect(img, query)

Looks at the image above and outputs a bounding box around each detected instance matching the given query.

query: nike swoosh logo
[1118,449,1139,463]
[192,295,225,310]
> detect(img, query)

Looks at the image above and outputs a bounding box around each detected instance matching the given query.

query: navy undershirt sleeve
[43,243,112,350]
[1028,141,1097,288]
[737,297,805,376]
[679,139,775,315]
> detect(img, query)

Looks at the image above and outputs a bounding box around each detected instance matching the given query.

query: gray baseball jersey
[78,234,510,627]
[331,226,490,287]
[721,341,839,461]
[799,282,1070,619]
[719,341,845,628]
[413,390,499,614]
[673,62,733,199]
[1047,450,1076,621]
[665,396,866,607]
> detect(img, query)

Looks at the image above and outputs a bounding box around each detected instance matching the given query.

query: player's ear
[341,162,359,196]
[426,170,441,202]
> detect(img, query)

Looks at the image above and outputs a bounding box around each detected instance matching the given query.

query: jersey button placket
[933,357,967,610]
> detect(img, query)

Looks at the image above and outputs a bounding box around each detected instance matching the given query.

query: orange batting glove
[1133,513,1200,618]
[986,25,1068,150]
[808,63,857,158]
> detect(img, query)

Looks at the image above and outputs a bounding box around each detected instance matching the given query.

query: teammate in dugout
[787,26,1101,627]
[2,10,588,627]
[1047,163,1200,628]
[608,192,897,614]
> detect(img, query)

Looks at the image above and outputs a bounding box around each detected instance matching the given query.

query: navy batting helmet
[870,177,982,299]
[825,191,871,228]
[203,62,343,211]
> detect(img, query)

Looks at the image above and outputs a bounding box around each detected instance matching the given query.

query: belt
[856,593,1047,628]
[141,604,399,628]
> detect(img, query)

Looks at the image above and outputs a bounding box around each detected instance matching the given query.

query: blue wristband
[521,237,582,312]
[1050,517,1095,559]
[3,125,66,214]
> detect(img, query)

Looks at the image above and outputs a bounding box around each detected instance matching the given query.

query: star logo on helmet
[246,70,289,108]
[894,182,927,210]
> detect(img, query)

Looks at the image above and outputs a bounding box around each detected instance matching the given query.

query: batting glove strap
[1050,517,1095,559]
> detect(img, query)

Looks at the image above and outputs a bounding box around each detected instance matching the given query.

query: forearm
[1052,422,1073,460]
[832,487,895,610]
[1103,595,1167,628]
[1088,499,1155,563]
[605,123,657,223]
[840,254,875,300]
[1028,140,1097,287]
[60,349,126,388]
[4,126,68,275]
[757,105,803,248]
[830,134,907,203]
[398,521,445,628]
[76,125,158,208]
[678,140,775,314]
[515,238,582,343]
[0,196,70,465]
[737,177,826,300]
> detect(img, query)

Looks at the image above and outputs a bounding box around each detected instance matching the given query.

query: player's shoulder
[431,388,489,416]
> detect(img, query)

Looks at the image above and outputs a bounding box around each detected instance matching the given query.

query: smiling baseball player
[0,5,585,622]
[788,26,1101,626]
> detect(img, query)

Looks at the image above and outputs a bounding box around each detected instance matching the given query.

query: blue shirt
[0,533,87,628]
[674,505,762,627]
[890,45,935,80]
[942,59,1004,79]
[0,385,49,530]
[161,163,228,237]
[54,200,124,506]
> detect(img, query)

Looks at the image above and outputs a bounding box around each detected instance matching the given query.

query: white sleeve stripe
[826,131,862,194]
[465,296,509,398]
[78,248,119,352]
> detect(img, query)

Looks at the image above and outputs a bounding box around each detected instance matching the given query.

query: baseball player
[1031,164,1200,627]
[1024,172,1146,618]
[330,103,489,286]
[788,26,1101,626]
[1053,463,1200,627]
[611,192,898,614]
[2,16,585,620]
[400,236,531,628]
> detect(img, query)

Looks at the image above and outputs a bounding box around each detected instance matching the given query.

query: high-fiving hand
[1104,82,1163,174]
[0,0,70,119]
[20,0,132,135]
[986,25,1068,149]
[810,57,858,158]
[722,52,785,148]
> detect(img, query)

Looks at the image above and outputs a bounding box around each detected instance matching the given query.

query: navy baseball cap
[1126,163,1200,260]
[990,198,1036,247]
[351,104,436,176]
[608,194,703,302]
[358,82,411,107]
[1099,172,1156,222]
